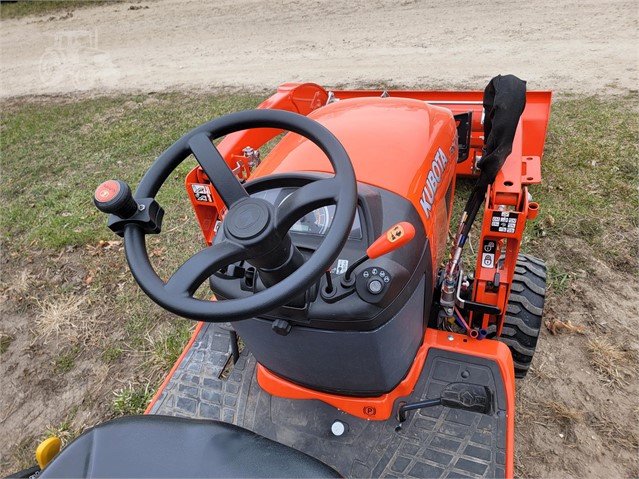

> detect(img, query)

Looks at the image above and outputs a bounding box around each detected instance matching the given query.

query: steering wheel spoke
[275,178,342,235]
[165,240,248,296]
[188,133,249,208]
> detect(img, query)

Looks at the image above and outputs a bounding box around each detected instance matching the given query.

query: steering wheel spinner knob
[94,179,138,218]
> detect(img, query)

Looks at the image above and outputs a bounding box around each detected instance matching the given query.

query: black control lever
[94,180,138,218]
[397,382,493,425]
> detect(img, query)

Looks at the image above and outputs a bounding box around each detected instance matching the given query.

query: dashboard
[209,173,428,332]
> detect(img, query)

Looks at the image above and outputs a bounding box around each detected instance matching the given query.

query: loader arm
[461,88,550,335]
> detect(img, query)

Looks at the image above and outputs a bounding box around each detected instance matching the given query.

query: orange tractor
[30,76,551,478]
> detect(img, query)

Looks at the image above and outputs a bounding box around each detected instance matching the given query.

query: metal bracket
[456,266,501,316]
[106,198,164,237]
[453,111,473,163]
[326,91,339,104]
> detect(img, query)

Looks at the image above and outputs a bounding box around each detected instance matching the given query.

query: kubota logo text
[419,148,449,219]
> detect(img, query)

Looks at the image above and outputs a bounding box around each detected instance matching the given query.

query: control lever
[324,269,334,294]
[342,222,415,285]
[396,382,493,426]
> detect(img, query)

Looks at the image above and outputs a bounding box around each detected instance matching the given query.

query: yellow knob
[36,437,61,469]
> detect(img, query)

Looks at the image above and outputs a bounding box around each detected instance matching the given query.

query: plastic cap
[36,437,61,469]
[94,179,138,218]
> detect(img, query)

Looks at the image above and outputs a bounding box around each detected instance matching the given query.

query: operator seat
[39,415,342,478]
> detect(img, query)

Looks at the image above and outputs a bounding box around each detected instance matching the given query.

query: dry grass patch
[45,413,86,448]
[589,411,639,451]
[542,400,585,445]
[520,398,585,428]
[34,295,85,343]
[0,270,35,304]
[545,400,584,425]
[586,337,636,387]
[4,436,36,473]
[518,394,585,445]
[33,295,105,346]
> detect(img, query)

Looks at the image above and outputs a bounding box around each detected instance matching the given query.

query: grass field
[0,1,118,19]
[2,93,636,263]
[1,91,637,476]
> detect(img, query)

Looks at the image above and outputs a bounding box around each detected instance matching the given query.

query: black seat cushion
[40,415,342,478]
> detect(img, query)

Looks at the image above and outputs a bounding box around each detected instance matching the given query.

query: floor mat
[150,322,507,478]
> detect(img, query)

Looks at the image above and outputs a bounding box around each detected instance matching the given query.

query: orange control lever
[366,222,416,259]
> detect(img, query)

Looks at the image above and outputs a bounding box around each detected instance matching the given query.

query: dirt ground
[1,0,637,97]
[1,1,638,478]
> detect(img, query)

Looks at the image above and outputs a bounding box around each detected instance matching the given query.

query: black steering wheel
[110,109,356,322]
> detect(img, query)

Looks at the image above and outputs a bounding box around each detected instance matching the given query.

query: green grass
[0,333,14,355]
[111,383,152,416]
[123,311,154,349]
[0,93,263,251]
[101,344,122,362]
[546,264,575,294]
[527,96,638,272]
[151,321,194,372]
[45,407,83,446]
[0,1,117,19]
[54,346,79,374]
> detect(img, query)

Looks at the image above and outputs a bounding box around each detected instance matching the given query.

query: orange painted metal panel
[250,96,457,270]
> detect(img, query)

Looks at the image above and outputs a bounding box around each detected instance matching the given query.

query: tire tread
[493,254,546,378]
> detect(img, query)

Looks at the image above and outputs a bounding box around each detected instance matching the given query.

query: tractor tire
[487,254,546,378]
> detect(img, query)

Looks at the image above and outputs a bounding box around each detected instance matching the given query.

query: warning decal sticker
[331,259,349,275]
[387,224,405,243]
[490,211,518,234]
[482,240,496,268]
[192,184,213,203]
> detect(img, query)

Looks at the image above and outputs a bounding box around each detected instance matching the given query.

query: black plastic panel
[209,173,430,332]
[233,276,426,396]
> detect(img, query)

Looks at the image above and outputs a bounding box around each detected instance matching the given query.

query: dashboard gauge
[251,187,361,239]
[291,205,331,235]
